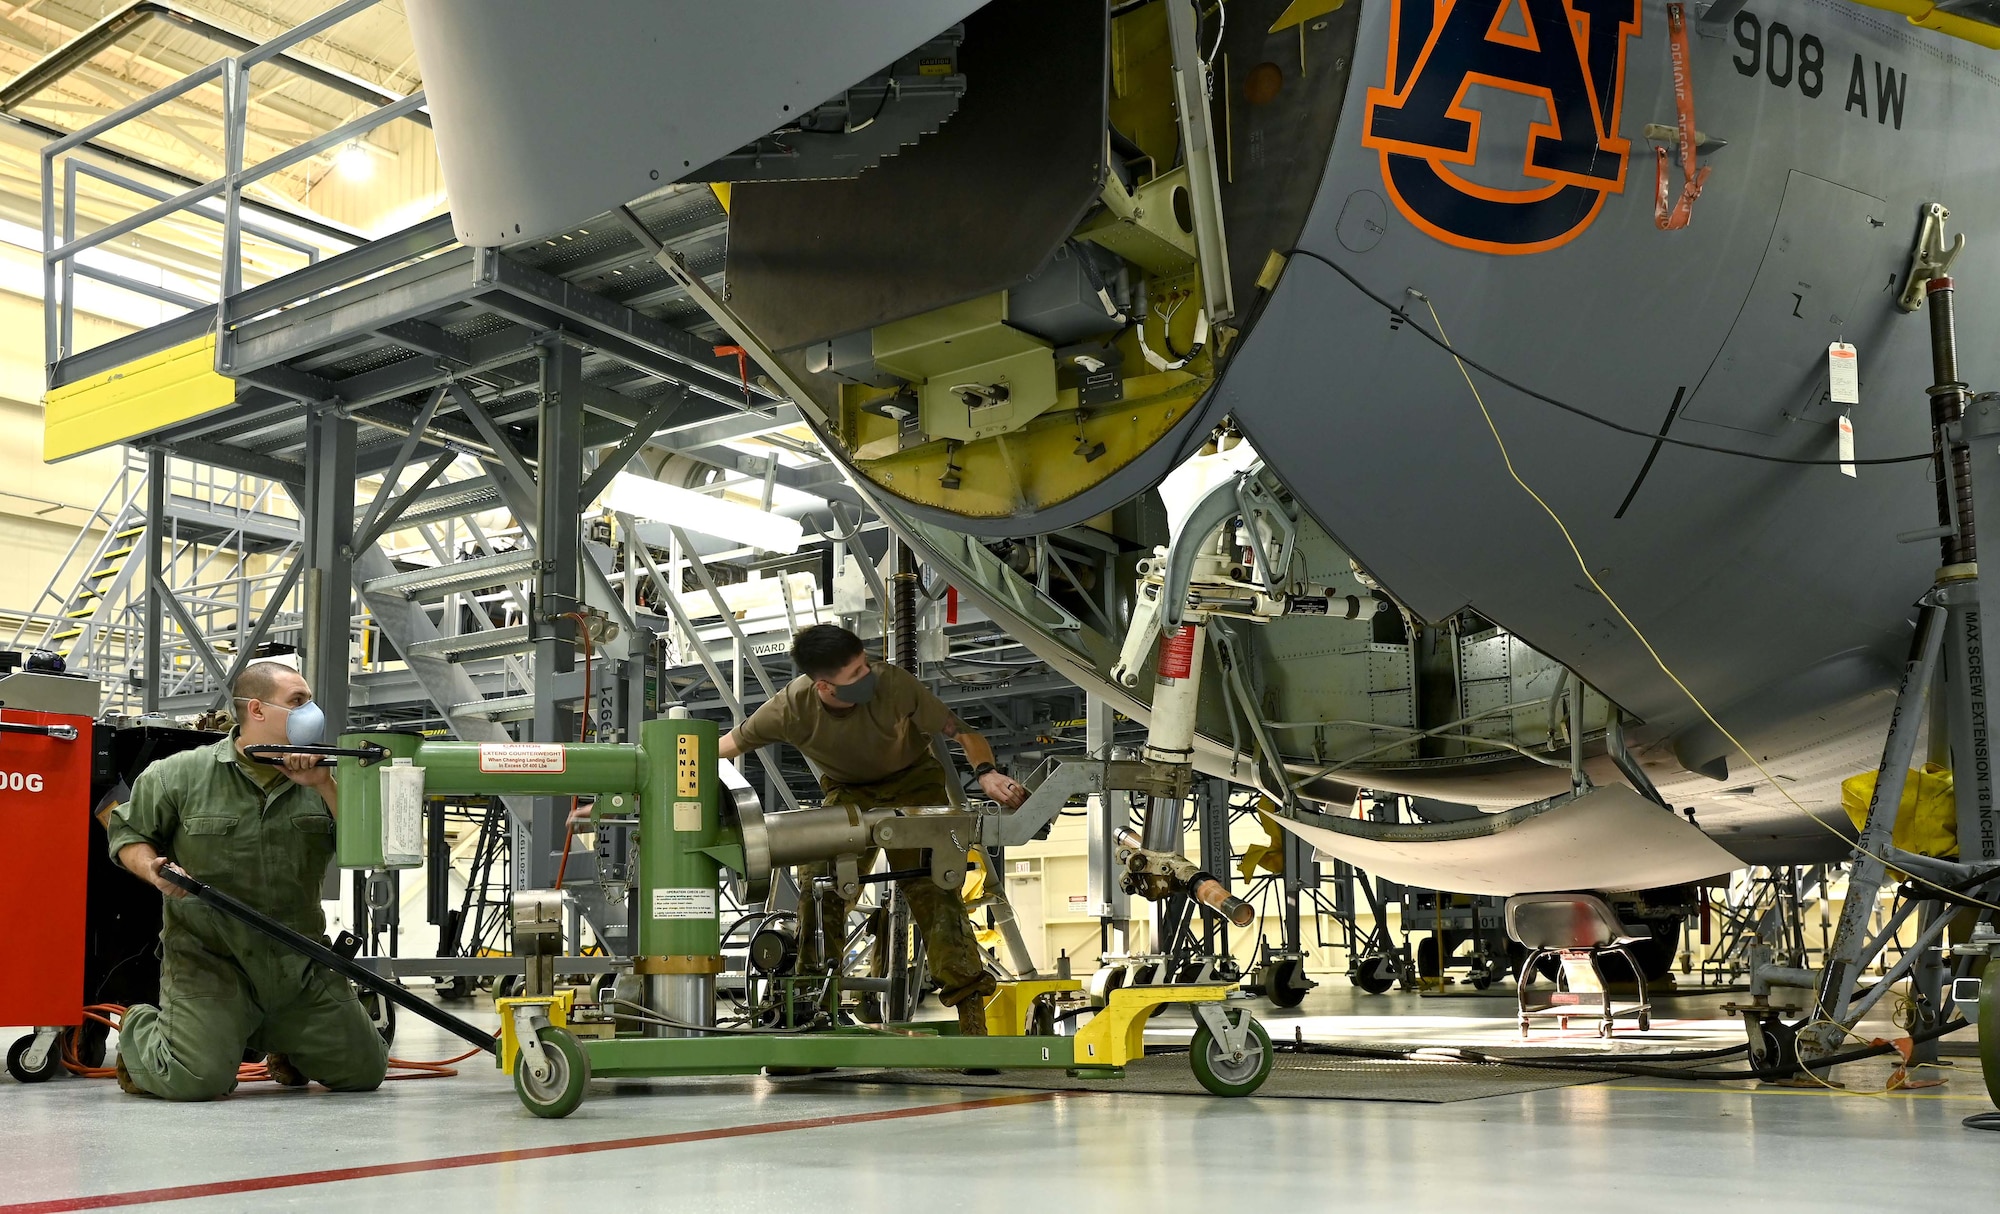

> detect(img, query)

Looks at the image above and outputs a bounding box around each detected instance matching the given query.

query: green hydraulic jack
[333,711,1273,1117]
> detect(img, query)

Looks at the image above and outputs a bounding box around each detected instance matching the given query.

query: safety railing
[39,0,426,368]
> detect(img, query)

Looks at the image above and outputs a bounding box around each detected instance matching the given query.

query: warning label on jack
[478,743,566,774]
[651,887,715,920]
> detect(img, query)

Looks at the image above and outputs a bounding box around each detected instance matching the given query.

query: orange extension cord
[61,1005,482,1082]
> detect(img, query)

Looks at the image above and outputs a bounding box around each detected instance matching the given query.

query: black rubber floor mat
[812,1052,1613,1102]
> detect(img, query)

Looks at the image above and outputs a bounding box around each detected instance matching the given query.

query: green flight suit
[105,732,387,1100]
[800,760,996,1010]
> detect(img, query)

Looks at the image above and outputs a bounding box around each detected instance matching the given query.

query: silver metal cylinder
[762,804,895,866]
[644,973,715,1039]
[1141,796,1181,852]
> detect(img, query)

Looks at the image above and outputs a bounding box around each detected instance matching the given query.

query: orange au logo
[1362,0,1641,255]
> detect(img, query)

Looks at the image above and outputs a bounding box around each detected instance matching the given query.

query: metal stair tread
[375,481,506,531]
[362,549,538,599]
[405,624,533,661]
[449,691,538,721]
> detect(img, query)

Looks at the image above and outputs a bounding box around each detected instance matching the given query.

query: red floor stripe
[4,1092,1060,1213]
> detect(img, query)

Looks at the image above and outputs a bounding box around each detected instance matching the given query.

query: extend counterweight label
[651,887,715,920]
[478,743,565,774]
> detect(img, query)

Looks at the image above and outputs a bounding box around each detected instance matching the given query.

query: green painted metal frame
[580,1029,1094,1079]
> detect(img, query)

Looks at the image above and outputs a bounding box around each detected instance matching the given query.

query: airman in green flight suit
[107,661,386,1100]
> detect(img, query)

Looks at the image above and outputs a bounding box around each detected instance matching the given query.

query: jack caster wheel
[1188,1013,1274,1098]
[514,1027,590,1119]
[439,976,478,1002]
[1350,955,1396,995]
[7,1033,62,1083]
[1266,958,1309,1009]
[1637,1012,1651,1032]
[1598,1020,1614,1039]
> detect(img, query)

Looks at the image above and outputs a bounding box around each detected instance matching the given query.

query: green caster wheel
[1188,1012,1273,1097]
[513,1027,590,1119]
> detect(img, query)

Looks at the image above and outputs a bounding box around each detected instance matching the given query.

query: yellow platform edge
[43,333,236,462]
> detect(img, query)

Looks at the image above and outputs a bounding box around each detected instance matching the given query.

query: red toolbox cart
[2,708,94,1082]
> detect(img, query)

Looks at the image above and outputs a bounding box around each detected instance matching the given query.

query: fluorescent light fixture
[603,472,803,554]
[336,141,373,180]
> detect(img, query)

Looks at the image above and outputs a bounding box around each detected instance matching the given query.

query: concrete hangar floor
[5,984,1992,1213]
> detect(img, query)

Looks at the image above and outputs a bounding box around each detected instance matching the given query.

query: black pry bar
[0,720,79,739]
[243,742,391,768]
[159,867,498,1055]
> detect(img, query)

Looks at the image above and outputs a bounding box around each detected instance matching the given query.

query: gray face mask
[829,667,878,706]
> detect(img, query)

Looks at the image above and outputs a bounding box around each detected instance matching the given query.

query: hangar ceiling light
[602,472,803,555]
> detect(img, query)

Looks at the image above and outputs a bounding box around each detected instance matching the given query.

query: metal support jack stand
[1743,220,2000,1071]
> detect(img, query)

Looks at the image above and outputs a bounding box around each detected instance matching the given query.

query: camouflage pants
[797,760,995,1009]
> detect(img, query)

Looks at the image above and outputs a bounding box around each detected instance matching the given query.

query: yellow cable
[1419,296,2000,917]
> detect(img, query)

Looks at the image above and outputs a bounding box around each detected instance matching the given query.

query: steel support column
[141,447,166,714]
[299,409,356,732]
[526,340,583,894]
[1281,825,1315,957]
[536,339,583,673]
[1084,695,1130,951]
[1197,777,1233,957]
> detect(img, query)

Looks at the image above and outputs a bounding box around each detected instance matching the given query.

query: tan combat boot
[113,1053,152,1097]
[264,1052,309,1087]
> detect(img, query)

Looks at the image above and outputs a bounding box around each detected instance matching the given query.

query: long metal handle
[0,720,78,739]
[243,742,390,767]
[160,867,498,1054]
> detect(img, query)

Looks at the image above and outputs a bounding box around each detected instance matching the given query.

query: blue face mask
[282,699,326,745]
[240,697,325,745]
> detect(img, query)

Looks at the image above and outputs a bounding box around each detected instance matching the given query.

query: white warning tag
[1839,414,1857,479]
[1829,342,1860,406]
[477,743,566,774]
[651,887,716,920]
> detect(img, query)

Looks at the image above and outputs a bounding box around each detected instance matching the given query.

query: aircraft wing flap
[1274,785,1743,895]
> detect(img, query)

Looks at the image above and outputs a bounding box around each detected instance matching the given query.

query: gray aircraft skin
[1212,0,1993,857]
[406,0,2000,866]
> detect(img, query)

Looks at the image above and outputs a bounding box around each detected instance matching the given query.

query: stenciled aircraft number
[1730,9,1908,130]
